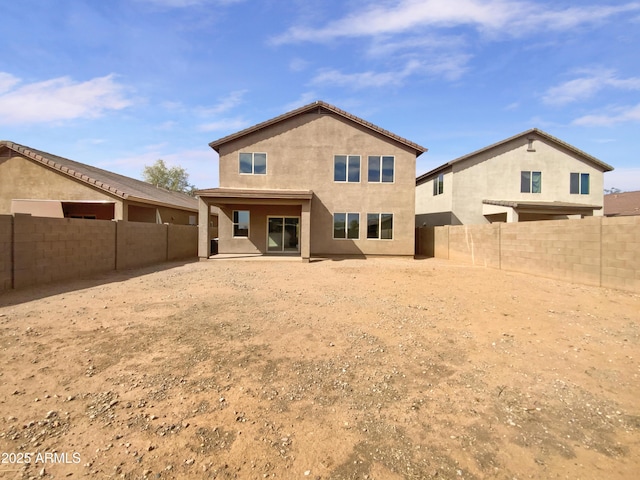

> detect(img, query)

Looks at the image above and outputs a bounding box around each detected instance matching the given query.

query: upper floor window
[333,212,360,239]
[521,171,541,193]
[367,213,393,240]
[233,210,250,237]
[570,172,590,194]
[368,156,394,183]
[433,173,444,196]
[239,152,267,175]
[334,155,360,182]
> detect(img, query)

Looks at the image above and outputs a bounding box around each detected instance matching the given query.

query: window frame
[433,173,444,196]
[333,212,360,240]
[367,155,395,183]
[366,213,393,240]
[570,172,590,195]
[520,170,541,193]
[239,152,267,175]
[232,210,250,238]
[334,155,361,183]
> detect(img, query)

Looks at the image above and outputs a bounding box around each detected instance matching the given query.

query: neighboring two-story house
[415,128,614,226]
[197,101,427,261]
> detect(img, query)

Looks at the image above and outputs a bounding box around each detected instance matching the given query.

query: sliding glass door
[267,217,300,253]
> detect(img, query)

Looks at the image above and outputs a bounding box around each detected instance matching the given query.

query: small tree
[604,187,622,194]
[142,159,195,195]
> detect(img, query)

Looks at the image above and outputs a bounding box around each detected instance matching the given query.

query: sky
[1,0,639,192]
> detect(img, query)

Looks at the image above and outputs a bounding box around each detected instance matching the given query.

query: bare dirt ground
[0,257,638,480]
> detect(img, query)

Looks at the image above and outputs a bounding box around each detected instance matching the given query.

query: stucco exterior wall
[217,113,417,256]
[0,155,118,213]
[451,134,605,225]
[415,168,454,226]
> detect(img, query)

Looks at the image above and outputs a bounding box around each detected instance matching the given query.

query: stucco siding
[217,113,416,256]
[451,134,605,225]
[0,155,118,214]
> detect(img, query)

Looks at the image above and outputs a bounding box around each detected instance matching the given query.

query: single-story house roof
[0,141,198,211]
[417,128,614,185]
[208,100,427,157]
[604,190,640,216]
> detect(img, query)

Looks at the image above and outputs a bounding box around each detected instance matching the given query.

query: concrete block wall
[116,221,167,271]
[168,225,198,260]
[13,215,116,289]
[448,224,501,268]
[432,216,639,292]
[601,216,640,292]
[0,215,13,290]
[1,216,198,291]
[501,218,602,286]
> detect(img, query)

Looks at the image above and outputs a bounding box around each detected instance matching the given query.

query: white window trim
[232,210,250,238]
[521,170,542,194]
[239,152,267,175]
[334,154,361,183]
[433,173,444,196]
[332,212,360,240]
[366,213,394,240]
[367,155,395,183]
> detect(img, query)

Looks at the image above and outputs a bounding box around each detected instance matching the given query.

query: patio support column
[198,196,211,259]
[301,199,311,262]
[506,208,519,223]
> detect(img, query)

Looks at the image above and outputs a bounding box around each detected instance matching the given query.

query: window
[367,213,393,240]
[433,173,444,196]
[334,155,360,182]
[521,171,541,193]
[239,153,267,175]
[333,213,360,239]
[368,156,394,182]
[233,210,249,237]
[570,173,590,194]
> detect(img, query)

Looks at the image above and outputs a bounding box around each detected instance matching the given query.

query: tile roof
[417,128,614,185]
[604,190,640,216]
[483,199,601,211]
[208,100,427,156]
[0,141,198,211]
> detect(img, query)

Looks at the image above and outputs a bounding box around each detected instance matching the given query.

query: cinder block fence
[416,216,640,293]
[0,214,198,291]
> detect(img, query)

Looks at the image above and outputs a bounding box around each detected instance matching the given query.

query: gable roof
[604,190,640,216]
[208,100,427,156]
[416,128,614,185]
[0,141,197,211]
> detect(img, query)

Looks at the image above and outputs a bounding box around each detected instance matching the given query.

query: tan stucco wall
[415,168,454,226]
[217,113,417,256]
[0,215,13,290]
[0,155,119,213]
[415,134,606,225]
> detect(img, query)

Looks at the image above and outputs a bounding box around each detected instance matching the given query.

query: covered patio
[197,188,313,262]
[482,199,603,223]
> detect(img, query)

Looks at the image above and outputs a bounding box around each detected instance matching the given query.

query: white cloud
[198,90,247,116]
[197,117,249,132]
[572,103,640,126]
[0,73,133,125]
[310,55,468,89]
[272,0,640,44]
[0,72,20,94]
[543,70,640,106]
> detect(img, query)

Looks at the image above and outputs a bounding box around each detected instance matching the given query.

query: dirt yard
[0,257,638,480]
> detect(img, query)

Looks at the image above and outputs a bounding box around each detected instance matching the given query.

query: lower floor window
[233,210,250,237]
[367,213,393,239]
[333,212,360,239]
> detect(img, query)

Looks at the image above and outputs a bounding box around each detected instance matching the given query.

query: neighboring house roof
[604,190,640,216]
[208,100,427,156]
[483,199,602,212]
[416,128,614,185]
[0,141,197,211]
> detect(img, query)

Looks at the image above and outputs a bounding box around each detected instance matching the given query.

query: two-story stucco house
[415,128,614,227]
[197,101,427,261]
